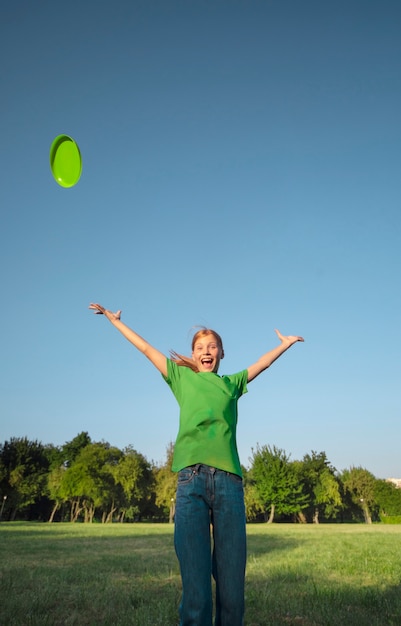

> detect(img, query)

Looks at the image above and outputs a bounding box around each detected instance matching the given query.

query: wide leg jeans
[174,464,246,626]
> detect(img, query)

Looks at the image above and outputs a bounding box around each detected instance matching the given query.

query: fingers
[274,329,304,343]
[88,303,122,320]
[274,329,284,341]
[89,303,105,315]
[289,335,304,344]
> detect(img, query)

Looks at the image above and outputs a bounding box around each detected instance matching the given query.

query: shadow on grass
[247,530,300,557]
[0,546,180,625]
[246,529,401,626]
[245,572,401,626]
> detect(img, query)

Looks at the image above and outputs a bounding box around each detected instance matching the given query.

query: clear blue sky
[1,1,400,479]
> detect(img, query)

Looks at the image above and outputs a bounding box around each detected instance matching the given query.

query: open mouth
[201,358,213,368]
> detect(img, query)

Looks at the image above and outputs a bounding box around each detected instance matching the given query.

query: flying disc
[50,135,82,187]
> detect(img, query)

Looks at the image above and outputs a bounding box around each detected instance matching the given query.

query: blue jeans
[174,464,246,626]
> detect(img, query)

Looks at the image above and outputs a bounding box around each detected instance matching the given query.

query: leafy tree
[45,433,92,522]
[295,451,342,523]
[58,462,85,522]
[154,443,178,522]
[0,438,50,520]
[250,444,308,523]
[0,451,9,518]
[47,464,67,522]
[62,432,92,466]
[46,441,64,462]
[341,466,378,524]
[112,446,155,522]
[242,466,264,522]
[374,479,401,519]
[60,441,123,522]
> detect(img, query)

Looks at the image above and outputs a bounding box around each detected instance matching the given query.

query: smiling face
[192,331,224,373]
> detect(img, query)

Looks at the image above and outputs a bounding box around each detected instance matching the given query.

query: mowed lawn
[1,522,400,625]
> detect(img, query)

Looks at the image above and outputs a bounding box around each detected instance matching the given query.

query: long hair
[170,327,224,372]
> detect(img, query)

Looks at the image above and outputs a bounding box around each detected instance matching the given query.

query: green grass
[1,523,400,625]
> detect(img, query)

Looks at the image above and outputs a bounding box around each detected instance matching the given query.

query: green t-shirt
[163,358,248,477]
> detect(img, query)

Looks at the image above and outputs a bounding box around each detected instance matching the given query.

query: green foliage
[70,442,123,521]
[374,479,401,518]
[0,437,51,520]
[62,431,92,466]
[250,444,308,522]
[243,480,265,522]
[341,466,378,524]
[58,442,154,522]
[294,451,343,523]
[114,446,156,521]
[381,515,401,524]
[46,464,66,522]
[1,434,400,525]
[154,443,178,521]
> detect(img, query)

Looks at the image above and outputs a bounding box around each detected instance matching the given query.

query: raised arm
[247,329,304,383]
[89,303,168,377]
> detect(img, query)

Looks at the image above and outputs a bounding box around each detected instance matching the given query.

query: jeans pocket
[177,467,196,485]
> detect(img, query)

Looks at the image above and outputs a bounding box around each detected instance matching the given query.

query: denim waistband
[186,463,237,476]
[186,463,212,472]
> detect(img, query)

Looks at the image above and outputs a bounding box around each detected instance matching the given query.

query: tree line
[1,433,400,524]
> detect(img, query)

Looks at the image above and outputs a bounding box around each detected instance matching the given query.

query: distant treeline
[1,433,400,524]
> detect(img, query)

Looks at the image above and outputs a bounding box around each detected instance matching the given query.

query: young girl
[89,303,303,626]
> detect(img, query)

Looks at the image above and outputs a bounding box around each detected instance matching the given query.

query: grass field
[1,522,400,625]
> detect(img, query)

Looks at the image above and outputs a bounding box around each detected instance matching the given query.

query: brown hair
[170,328,224,372]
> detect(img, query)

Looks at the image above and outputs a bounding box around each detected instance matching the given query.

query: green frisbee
[50,134,82,187]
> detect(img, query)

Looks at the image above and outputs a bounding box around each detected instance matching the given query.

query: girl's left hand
[275,329,304,345]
